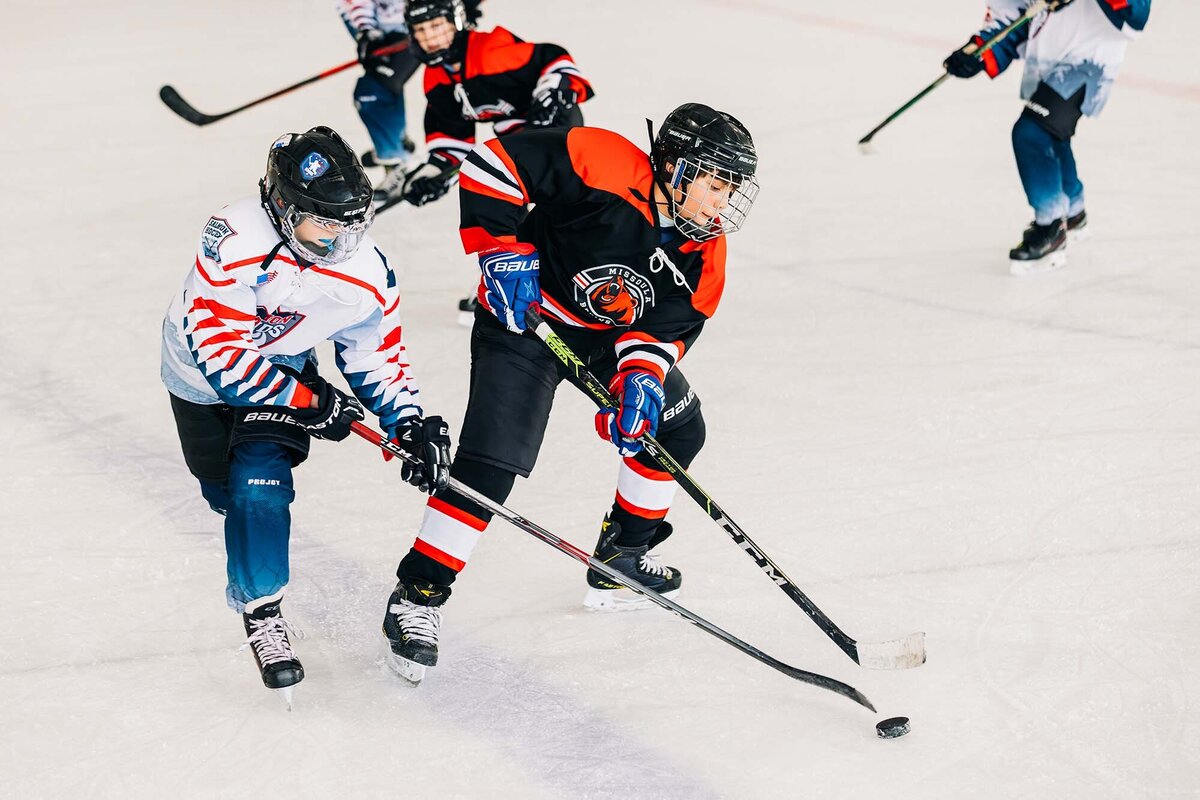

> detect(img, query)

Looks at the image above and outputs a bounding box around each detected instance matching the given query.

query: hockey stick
[159,41,410,127]
[525,307,925,670]
[857,0,1053,152]
[349,421,876,711]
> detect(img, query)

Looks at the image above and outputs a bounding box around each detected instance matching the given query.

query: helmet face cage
[274,194,374,266]
[666,157,760,242]
[405,0,467,65]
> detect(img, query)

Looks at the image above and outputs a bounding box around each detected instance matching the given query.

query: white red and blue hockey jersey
[337,0,408,34]
[973,0,1151,116]
[160,195,423,435]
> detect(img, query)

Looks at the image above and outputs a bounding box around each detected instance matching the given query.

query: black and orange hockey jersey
[459,127,727,383]
[422,26,594,166]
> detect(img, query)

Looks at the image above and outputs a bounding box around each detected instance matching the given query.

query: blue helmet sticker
[301,151,330,180]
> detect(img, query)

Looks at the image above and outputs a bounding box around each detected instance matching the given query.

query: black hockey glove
[401,155,458,206]
[357,29,407,76]
[527,79,578,128]
[943,39,985,79]
[290,375,365,442]
[391,416,453,493]
[356,28,383,65]
[464,0,484,28]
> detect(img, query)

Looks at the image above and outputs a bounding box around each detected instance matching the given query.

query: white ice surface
[2,1,1198,798]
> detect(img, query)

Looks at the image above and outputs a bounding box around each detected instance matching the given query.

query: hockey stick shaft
[526,308,924,670]
[350,421,875,711]
[159,41,410,127]
[857,0,1052,146]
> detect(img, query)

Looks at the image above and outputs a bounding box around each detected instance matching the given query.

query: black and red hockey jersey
[459,127,727,383]
[422,27,594,166]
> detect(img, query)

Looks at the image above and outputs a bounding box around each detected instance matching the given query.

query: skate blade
[386,650,428,686]
[583,586,680,612]
[1009,249,1067,277]
[275,685,294,711]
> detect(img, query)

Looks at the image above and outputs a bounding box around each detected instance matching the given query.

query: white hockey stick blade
[386,651,427,686]
[855,631,927,670]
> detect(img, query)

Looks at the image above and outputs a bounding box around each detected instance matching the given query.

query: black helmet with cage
[404,0,469,66]
[259,126,374,266]
[650,103,760,242]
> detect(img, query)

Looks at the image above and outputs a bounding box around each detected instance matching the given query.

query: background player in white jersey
[943,0,1151,274]
[160,126,452,703]
[339,1,421,181]
[339,0,485,197]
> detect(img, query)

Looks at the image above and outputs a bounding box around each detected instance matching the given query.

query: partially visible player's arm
[179,257,313,409]
[616,237,726,380]
[528,42,594,106]
[330,273,423,436]
[458,129,580,253]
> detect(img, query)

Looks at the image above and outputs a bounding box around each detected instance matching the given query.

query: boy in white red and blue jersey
[943,0,1151,274]
[160,126,451,702]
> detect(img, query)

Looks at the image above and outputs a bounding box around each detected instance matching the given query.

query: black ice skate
[584,518,682,612]
[240,593,304,709]
[382,579,447,685]
[1066,209,1089,242]
[1009,219,1067,276]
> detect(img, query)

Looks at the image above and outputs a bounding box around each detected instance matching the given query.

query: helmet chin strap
[646,117,676,226]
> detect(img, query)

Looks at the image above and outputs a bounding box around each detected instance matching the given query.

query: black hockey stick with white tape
[159,41,410,127]
[350,421,876,711]
[526,307,925,670]
[857,0,1055,151]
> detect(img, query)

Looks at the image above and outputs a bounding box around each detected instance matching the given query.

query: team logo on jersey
[252,307,306,347]
[255,271,279,286]
[201,216,237,263]
[572,264,654,326]
[300,152,330,180]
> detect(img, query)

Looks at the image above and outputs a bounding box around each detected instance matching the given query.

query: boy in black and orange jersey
[379,104,760,674]
[374,0,595,208]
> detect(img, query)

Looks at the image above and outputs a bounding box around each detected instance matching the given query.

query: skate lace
[638,552,671,578]
[240,616,303,666]
[389,600,443,646]
[648,248,693,294]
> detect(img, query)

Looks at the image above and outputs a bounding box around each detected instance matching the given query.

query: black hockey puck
[875,716,910,739]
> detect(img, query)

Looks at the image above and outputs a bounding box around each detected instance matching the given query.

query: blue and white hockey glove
[480,247,540,334]
[595,370,665,457]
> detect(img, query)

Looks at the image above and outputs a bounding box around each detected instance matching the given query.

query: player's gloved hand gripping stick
[350,420,876,711]
[524,306,926,670]
[857,0,1062,151]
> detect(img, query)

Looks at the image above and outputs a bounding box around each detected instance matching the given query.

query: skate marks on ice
[294,556,723,800]
[966,540,1200,797]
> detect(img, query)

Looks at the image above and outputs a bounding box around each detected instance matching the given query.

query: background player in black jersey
[373,0,595,209]
[379,104,759,679]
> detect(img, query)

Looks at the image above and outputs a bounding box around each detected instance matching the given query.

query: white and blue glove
[595,369,665,457]
[480,248,540,333]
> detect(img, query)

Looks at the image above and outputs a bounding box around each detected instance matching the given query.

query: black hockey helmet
[651,103,760,242]
[260,126,374,266]
[405,0,469,66]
